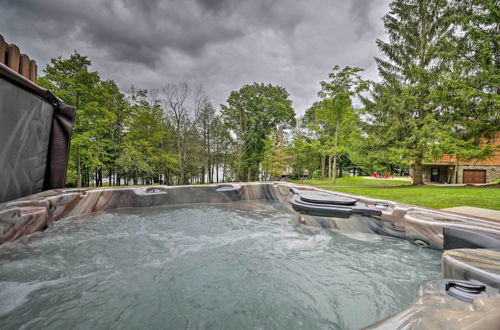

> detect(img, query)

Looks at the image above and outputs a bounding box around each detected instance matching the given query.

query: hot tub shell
[0,182,499,329]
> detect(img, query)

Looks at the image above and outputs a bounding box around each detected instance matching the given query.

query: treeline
[39,0,498,187]
[278,0,498,184]
[38,55,295,186]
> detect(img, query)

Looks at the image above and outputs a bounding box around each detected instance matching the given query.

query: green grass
[316,186,500,210]
[289,176,500,210]
[290,176,411,186]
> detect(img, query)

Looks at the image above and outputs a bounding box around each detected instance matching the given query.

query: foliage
[362,0,497,185]
[261,131,290,180]
[37,1,497,188]
[221,83,296,181]
[445,0,500,139]
[39,52,124,187]
[39,53,230,186]
[116,88,178,184]
[306,66,368,183]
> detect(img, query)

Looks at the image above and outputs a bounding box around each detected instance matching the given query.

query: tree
[38,52,116,187]
[316,66,368,183]
[366,0,456,184]
[221,83,296,181]
[194,95,218,183]
[118,88,178,185]
[439,0,500,147]
[211,115,233,183]
[366,0,498,185]
[360,82,413,176]
[159,83,191,184]
[288,131,321,181]
[159,83,212,184]
[302,102,332,179]
[261,131,290,180]
[39,52,239,187]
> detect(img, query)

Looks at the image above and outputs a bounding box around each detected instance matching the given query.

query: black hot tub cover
[0,62,76,203]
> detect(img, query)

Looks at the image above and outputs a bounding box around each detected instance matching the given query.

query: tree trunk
[320,155,326,179]
[236,153,242,182]
[451,159,459,184]
[332,153,338,184]
[177,136,184,185]
[223,160,227,182]
[216,163,219,183]
[332,119,340,184]
[207,155,212,183]
[412,158,424,185]
[77,154,82,188]
[328,156,332,178]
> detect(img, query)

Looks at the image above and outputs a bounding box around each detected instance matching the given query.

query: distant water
[0,201,441,329]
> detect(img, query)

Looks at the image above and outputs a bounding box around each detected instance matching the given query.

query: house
[413,134,500,184]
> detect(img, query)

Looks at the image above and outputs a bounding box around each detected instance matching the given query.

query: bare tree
[160,83,191,184]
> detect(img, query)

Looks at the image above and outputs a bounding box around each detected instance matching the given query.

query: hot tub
[0,183,499,329]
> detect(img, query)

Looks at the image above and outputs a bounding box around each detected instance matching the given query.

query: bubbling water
[0,201,441,329]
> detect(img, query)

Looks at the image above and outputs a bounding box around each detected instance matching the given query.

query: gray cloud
[0,0,389,113]
[196,0,231,12]
[350,0,380,38]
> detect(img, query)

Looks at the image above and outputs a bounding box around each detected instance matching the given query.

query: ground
[290,177,500,211]
[290,177,412,187]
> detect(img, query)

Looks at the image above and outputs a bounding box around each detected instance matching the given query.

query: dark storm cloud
[196,0,231,12]
[349,0,381,38]
[0,0,390,113]
[0,0,245,64]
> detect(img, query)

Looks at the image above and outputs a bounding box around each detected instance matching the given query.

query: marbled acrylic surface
[1,182,499,329]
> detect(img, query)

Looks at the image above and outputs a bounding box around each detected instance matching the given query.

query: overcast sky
[0,0,390,114]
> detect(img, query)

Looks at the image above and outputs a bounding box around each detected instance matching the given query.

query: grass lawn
[316,186,500,210]
[289,177,500,210]
[290,176,411,186]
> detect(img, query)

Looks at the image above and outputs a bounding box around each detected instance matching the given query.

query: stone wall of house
[422,165,453,183]
[457,165,500,184]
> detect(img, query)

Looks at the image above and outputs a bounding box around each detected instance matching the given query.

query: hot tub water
[0,201,441,329]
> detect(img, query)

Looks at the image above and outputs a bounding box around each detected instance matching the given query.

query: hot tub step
[289,189,382,218]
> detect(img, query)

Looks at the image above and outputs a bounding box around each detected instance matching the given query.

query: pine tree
[444,0,500,139]
[370,0,456,184]
[367,0,498,184]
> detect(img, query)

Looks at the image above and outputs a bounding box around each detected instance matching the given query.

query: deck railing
[0,34,37,83]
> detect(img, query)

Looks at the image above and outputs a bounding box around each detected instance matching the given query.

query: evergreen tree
[365,0,498,184]
[443,0,499,139]
[367,0,457,184]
